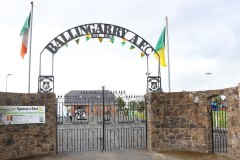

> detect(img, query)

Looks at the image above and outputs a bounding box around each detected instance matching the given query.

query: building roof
[63,90,116,105]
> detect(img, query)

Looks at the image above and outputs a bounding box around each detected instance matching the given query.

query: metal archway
[38,23,162,93]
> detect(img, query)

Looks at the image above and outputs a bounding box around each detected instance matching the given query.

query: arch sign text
[44,23,155,56]
[38,23,162,93]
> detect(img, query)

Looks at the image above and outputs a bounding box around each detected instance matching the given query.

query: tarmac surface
[36,150,174,160]
[34,150,231,160]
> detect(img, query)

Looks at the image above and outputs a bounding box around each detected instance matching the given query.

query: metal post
[205,72,212,90]
[145,95,148,149]
[52,54,55,92]
[102,86,105,152]
[38,51,42,93]
[211,105,214,153]
[6,74,12,92]
[158,54,161,78]
[6,75,7,92]
[28,2,33,93]
[52,53,54,76]
[146,56,150,93]
[55,96,58,154]
[166,16,171,92]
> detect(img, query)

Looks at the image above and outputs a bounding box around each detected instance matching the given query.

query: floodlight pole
[205,72,212,90]
[6,74,12,92]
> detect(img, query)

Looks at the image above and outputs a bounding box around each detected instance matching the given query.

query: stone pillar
[148,91,211,153]
[146,92,152,151]
[147,85,240,159]
[239,82,240,107]
[226,85,240,159]
[0,92,56,160]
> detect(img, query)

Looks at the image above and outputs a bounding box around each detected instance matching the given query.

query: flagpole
[147,55,149,76]
[166,16,171,92]
[28,2,33,93]
[158,54,161,78]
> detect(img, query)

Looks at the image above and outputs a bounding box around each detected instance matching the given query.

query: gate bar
[102,86,105,152]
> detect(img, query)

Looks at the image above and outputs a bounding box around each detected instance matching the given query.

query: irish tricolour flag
[20,12,31,59]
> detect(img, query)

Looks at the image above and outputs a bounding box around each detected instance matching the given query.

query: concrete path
[37,150,176,160]
[34,150,230,160]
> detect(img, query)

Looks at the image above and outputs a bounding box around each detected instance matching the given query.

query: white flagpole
[28,2,33,93]
[166,16,171,92]
[158,54,161,78]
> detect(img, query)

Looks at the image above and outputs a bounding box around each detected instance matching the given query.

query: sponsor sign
[0,106,45,125]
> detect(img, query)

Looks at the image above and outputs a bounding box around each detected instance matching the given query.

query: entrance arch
[38,23,161,93]
[37,23,164,153]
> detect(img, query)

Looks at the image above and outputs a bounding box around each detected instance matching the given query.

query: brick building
[64,90,116,119]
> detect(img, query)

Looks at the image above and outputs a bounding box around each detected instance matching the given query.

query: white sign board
[0,106,45,125]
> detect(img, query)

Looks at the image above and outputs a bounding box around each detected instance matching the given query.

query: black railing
[211,107,227,153]
[56,90,146,153]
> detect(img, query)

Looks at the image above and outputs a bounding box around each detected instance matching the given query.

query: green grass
[129,111,145,119]
[212,110,227,128]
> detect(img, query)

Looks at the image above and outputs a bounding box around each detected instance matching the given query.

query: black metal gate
[210,95,227,153]
[56,88,147,152]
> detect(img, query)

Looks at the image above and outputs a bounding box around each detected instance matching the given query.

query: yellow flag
[155,27,166,67]
[154,49,166,67]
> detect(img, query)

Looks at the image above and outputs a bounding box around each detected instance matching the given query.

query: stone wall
[0,92,56,160]
[147,85,240,159]
[227,83,240,159]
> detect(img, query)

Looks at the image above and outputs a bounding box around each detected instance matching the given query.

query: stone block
[150,87,240,158]
[0,92,56,159]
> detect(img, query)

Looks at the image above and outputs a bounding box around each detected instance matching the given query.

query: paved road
[35,150,175,160]
[33,150,231,160]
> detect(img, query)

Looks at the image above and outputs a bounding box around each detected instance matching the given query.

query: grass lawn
[212,110,227,128]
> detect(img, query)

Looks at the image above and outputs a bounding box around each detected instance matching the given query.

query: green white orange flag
[154,27,167,67]
[20,12,31,59]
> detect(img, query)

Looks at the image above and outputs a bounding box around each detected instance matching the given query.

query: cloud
[0,0,240,94]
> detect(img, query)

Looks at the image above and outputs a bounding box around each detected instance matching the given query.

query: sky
[0,0,240,95]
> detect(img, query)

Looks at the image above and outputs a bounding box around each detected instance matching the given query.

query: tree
[137,100,145,112]
[116,97,125,112]
[128,101,138,110]
[128,100,145,112]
